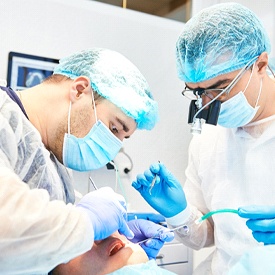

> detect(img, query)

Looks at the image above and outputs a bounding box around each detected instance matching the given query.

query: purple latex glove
[127,219,174,259]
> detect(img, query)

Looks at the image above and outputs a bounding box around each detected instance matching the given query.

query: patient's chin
[126,250,148,265]
[124,243,148,265]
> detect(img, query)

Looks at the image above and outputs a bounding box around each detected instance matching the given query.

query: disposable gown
[0,89,94,274]
[170,115,275,275]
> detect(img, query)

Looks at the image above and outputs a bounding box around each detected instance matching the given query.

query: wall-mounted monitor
[7,51,59,90]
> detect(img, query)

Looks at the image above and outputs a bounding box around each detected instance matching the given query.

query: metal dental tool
[89,176,98,190]
[148,161,160,195]
[137,224,189,244]
[149,175,157,195]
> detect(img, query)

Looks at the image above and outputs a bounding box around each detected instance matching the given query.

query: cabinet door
[156,242,188,265]
[160,263,191,275]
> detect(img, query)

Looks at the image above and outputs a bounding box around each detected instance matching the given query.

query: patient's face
[53,232,148,275]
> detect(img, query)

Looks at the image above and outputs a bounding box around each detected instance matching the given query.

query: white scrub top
[0,88,94,274]
[171,116,275,275]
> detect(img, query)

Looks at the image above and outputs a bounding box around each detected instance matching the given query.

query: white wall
[0,0,192,211]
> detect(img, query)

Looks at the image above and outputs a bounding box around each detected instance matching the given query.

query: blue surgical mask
[217,92,260,128]
[63,100,122,171]
[218,64,262,128]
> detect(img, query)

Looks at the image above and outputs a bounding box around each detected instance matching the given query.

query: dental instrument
[149,161,160,195]
[149,175,157,195]
[89,176,98,190]
[195,208,239,224]
[137,224,189,244]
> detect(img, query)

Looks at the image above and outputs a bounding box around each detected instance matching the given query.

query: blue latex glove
[132,162,187,218]
[238,205,275,244]
[127,219,174,260]
[76,187,134,241]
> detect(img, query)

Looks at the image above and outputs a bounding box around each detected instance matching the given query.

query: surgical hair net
[176,2,271,83]
[107,260,176,275]
[54,48,158,130]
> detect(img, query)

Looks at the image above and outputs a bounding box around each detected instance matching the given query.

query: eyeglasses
[182,88,224,100]
[182,63,253,101]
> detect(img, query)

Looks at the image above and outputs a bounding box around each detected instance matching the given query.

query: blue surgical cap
[176,2,271,83]
[54,48,158,130]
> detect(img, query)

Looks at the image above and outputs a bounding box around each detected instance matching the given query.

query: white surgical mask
[63,95,122,171]
[218,63,262,128]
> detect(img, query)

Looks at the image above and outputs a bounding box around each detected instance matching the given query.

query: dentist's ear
[69,76,91,102]
[256,52,268,75]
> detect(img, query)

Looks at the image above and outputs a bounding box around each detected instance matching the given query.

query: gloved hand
[127,219,174,259]
[238,205,275,244]
[132,162,187,218]
[76,187,134,241]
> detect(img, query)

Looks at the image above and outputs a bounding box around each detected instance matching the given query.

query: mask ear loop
[255,78,263,107]
[243,62,255,94]
[67,101,72,135]
[91,90,98,123]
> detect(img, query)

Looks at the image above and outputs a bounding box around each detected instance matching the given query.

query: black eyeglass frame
[182,62,254,101]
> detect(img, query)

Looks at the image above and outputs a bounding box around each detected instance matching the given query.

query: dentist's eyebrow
[116,117,129,133]
[116,117,132,139]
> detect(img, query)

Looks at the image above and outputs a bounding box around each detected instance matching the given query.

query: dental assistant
[132,3,275,274]
[0,48,172,274]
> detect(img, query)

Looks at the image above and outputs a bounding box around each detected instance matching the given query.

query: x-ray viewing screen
[7,52,59,90]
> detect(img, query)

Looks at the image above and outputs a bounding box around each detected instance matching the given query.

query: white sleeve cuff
[165,205,191,226]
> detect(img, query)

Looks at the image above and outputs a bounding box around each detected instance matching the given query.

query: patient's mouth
[109,240,125,256]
